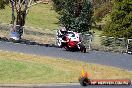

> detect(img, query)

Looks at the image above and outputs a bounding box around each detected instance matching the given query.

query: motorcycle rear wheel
[79,43,86,53]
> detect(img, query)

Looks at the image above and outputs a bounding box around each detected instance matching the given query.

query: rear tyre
[79,44,86,53]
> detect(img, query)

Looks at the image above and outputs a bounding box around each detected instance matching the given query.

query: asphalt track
[0,41,132,88]
[0,41,132,71]
[0,84,131,88]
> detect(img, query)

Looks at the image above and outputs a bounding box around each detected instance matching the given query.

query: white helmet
[61,27,66,31]
[60,27,67,34]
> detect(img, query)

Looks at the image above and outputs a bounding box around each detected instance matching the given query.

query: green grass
[0,3,58,44]
[91,13,111,36]
[0,59,65,83]
[90,27,102,35]
[26,3,59,29]
[101,14,111,25]
[0,3,59,30]
[0,50,132,84]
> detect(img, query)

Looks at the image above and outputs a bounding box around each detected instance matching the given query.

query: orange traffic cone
[81,66,89,78]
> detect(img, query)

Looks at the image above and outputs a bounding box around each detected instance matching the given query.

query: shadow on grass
[0,37,57,47]
[0,24,55,37]
[24,29,54,37]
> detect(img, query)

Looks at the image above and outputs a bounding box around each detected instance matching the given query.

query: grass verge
[0,3,58,44]
[0,3,59,30]
[0,50,131,84]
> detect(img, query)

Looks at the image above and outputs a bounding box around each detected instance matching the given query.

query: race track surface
[0,84,131,88]
[36,85,131,88]
[0,41,132,71]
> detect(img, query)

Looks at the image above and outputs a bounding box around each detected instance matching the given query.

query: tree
[103,0,132,38]
[0,0,43,39]
[0,0,8,9]
[52,0,65,13]
[52,0,93,33]
[93,0,112,21]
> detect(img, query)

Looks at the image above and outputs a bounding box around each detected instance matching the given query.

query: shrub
[52,0,93,33]
[102,0,132,38]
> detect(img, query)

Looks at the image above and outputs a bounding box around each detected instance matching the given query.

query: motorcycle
[56,31,86,53]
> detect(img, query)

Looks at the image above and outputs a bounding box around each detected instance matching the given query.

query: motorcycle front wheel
[57,39,62,47]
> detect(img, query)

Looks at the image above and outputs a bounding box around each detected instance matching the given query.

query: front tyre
[57,39,62,47]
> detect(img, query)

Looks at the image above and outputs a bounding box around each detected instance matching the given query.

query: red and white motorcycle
[56,31,86,53]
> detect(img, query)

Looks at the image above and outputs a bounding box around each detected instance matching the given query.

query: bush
[94,2,112,21]
[102,0,132,38]
[101,36,127,47]
[52,0,93,33]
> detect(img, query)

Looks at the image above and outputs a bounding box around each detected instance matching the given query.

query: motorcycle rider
[57,25,67,41]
